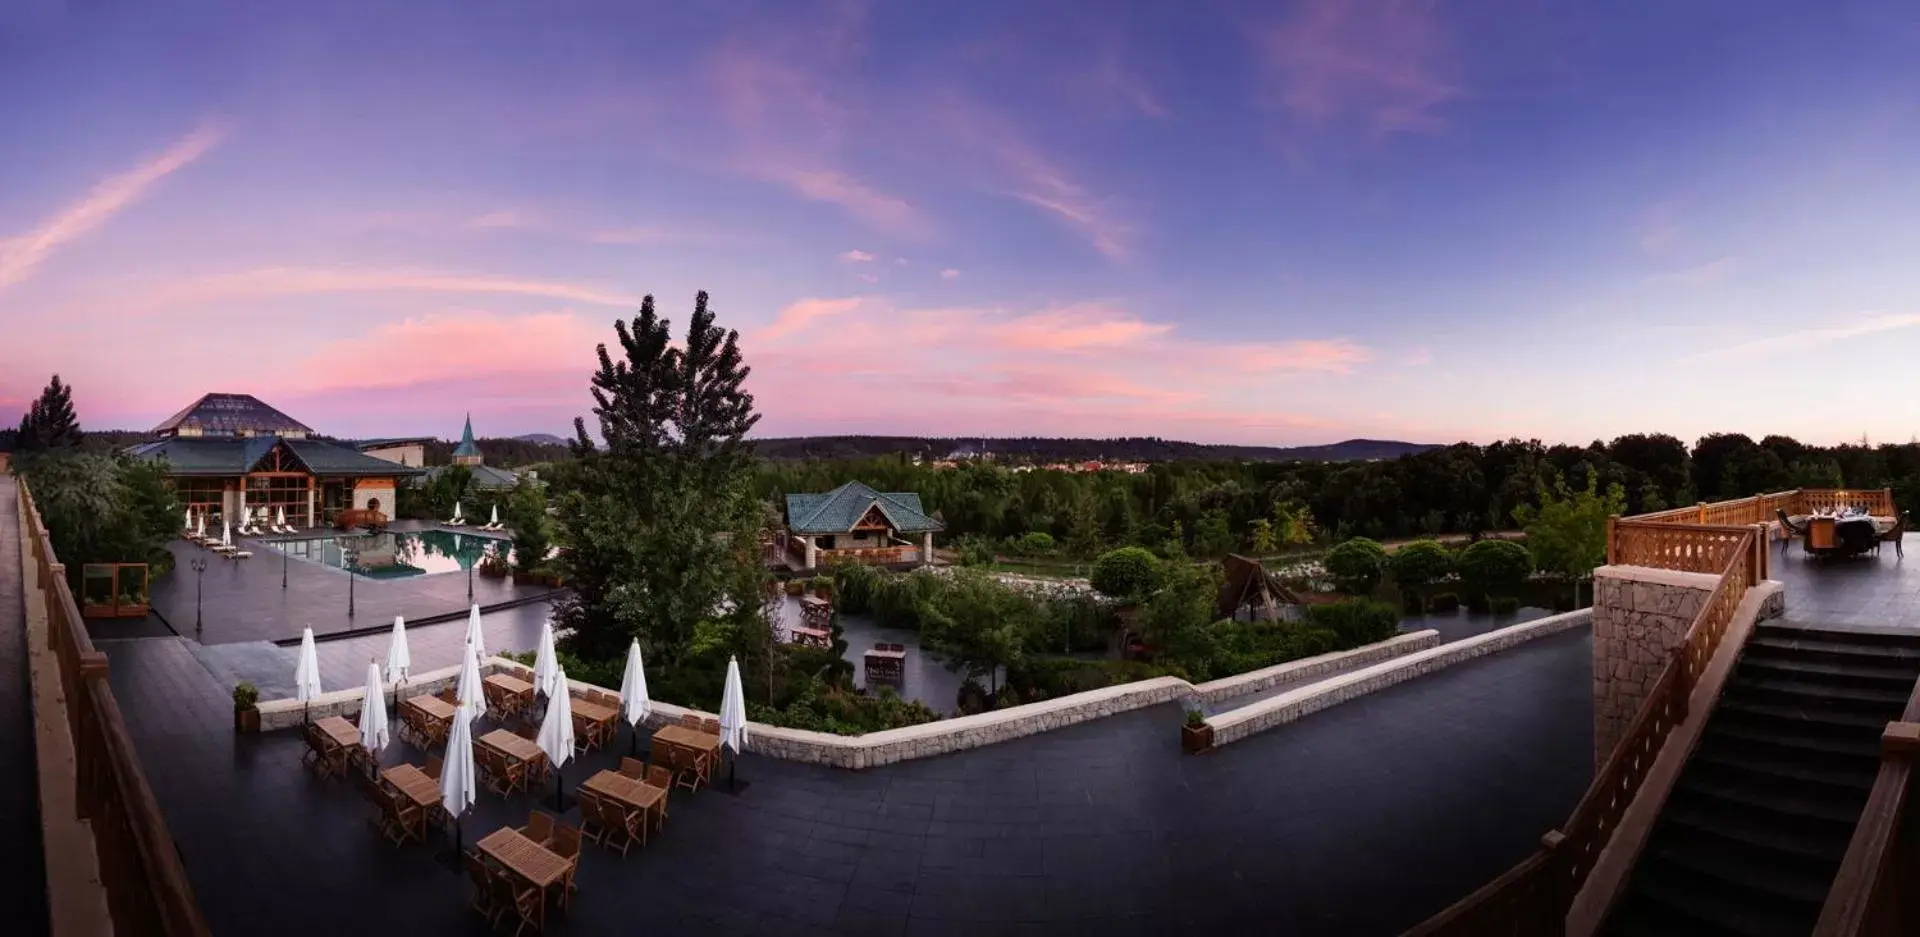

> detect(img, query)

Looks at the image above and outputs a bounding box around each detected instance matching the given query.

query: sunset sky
[4,1,1920,446]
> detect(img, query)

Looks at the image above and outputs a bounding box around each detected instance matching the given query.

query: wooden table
[571,697,618,750]
[791,625,831,649]
[403,694,455,747]
[479,728,545,765]
[864,646,906,681]
[316,715,360,749]
[381,764,441,840]
[476,827,571,930]
[484,673,535,718]
[580,769,667,832]
[653,724,720,755]
[310,716,359,777]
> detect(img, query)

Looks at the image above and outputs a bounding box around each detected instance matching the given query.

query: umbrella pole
[548,762,573,813]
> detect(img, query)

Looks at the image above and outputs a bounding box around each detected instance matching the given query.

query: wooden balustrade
[1813,673,1920,937]
[817,545,920,565]
[16,480,210,936]
[1412,527,1758,935]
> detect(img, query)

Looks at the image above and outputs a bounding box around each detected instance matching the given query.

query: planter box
[235,707,260,734]
[1181,722,1213,754]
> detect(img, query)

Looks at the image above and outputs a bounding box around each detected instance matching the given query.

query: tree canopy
[16,374,82,453]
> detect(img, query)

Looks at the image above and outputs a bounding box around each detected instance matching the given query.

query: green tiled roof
[785,481,942,535]
[452,413,481,458]
[422,463,519,489]
[152,393,314,437]
[126,436,423,477]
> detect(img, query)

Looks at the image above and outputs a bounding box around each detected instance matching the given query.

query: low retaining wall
[254,628,1440,769]
[1193,630,1440,707]
[1205,609,1594,748]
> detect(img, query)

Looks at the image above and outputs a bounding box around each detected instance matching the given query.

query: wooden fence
[1626,488,1893,529]
[16,479,210,936]
[1410,518,1765,936]
[1813,675,1920,937]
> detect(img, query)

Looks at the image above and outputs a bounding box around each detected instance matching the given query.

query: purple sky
[3,1,1920,446]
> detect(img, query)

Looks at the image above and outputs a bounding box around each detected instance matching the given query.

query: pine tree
[17,374,82,452]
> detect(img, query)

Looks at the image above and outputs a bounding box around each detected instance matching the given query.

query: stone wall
[1206,609,1594,748]
[1590,565,1718,766]
[255,629,1439,769]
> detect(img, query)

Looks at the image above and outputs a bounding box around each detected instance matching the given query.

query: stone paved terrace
[103,624,1595,936]
[148,520,554,645]
[1767,533,1919,631]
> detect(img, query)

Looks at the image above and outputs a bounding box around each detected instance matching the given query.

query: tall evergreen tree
[17,374,82,452]
[555,292,766,662]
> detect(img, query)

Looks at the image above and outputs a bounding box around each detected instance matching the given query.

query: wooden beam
[1883,721,1920,756]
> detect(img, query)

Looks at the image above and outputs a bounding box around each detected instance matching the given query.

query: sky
[3,0,1920,448]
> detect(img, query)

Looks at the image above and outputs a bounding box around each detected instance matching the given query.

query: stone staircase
[1602,623,1920,936]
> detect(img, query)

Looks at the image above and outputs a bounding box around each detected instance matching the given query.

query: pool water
[266,529,513,579]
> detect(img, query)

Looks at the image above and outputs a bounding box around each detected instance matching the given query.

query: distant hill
[513,433,570,446]
[749,435,1437,463]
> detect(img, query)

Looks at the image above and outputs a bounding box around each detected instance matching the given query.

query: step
[1703,719,1881,763]
[1735,654,1920,689]
[1662,796,1852,864]
[1691,743,1876,796]
[1724,673,1914,712]
[1644,827,1835,906]
[1746,632,1920,663]
[1757,623,1920,650]
[1624,865,1815,937]
[1675,772,1866,826]
[1604,891,1745,937]
[1717,697,1893,734]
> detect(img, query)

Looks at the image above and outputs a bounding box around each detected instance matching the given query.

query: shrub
[1091,547,1163,599]
[1389,540,1454,591]
[1325,538,1389,594]
[1457,539,1533,601]
[829,561,884,614]
[1006,657,1167,701]
[1465,593,1491,614]
[749,681,939,735]
[784,579,805,596]
[955,678,991,715]
[1012,531,1057,556]
[1185,708,1207,728]
[808,574,833,595]
[1428,592,1461,613]
[951,534,996,567]
[232,681,259,710]
[1491,596,1522,614]
[1305,598,1400,647]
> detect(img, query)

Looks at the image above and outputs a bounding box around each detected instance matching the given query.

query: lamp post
[282,535,289,589]
[344,547,357,618]
[190,558,207,636]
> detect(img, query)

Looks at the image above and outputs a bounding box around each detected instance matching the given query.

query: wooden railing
[16,479,210,936]
[1628,488,1893,529]
[818,545,920,565]
[1813,676,1920,937]
[1410,520,1762,936]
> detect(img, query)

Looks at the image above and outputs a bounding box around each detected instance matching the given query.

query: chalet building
[127,393,420,528]
[782,480,943,570]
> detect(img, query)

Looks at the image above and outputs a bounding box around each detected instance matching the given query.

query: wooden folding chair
[491,870,542,937]
[520,810,555,847]
[618,757,646,780]
[575,789,607,846]
[463,850,501,927]
[646,764,672,829]
[550,825,582,912]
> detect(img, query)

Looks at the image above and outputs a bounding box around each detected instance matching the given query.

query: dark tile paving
[103,622,1594,937]
[1770,534,1920,631]
[0,476,49,932]
[150,520,553,645]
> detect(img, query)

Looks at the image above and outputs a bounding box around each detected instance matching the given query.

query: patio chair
[1877,517,1905,558]
[490,869,542,937]
[520,810,555,847]
[575,789,607,846]
[550,826,582,911]
[370,787,419,847]
[1776,510,1809,554]
[699,717,721,737]
[646,765,672,828]
[463,850,502,927]
[425,755,443,780]
[618,756,646,780]
[678,713,702,730]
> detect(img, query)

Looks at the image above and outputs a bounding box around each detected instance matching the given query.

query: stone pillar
[803,536,817,570]
[1591,565,1719,767]
[921,531,934,566]
[306,481,316,530]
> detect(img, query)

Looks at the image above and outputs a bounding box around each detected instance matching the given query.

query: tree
[19,452,180,588]
[16,374,82,453]
[503,478,552,571]
[1511,469,1625,607]
[1325,537,1388,594]
[1388,540,1454,595]
[1063,493,1102,558]
[1192,508,1236,558]
[1012,531,1056,556]
[1134,562,1223,679]
[919,569,1034,697]
[1271,498,1317,546]
[1457,539,1533,605]
[553,292,767,662]
[1091,546,1162,599]
[1247,518,1277,555]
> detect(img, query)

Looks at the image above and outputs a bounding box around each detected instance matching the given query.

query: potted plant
[1181,708,1213,754]
[810,575,834,598]
[233,681,260,733]
[784,579,805,596]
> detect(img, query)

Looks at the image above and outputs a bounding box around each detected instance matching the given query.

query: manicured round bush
[1325,538,1389,594]
[1305,598,1401,647]
[1457,539,1533,600]
[1013,531,1057,556]
[1091,547,1164,599]
[1428,592,1461,613]
[1388,539,1454,590]
[1490,596,1522,615]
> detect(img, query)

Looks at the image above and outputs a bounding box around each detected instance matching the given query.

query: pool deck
[148,520,554,645]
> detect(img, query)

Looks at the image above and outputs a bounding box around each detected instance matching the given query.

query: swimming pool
[265,529,513,579]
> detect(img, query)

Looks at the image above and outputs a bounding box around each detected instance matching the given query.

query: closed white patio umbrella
[454,639,487,724]
[452,501,464,523]
[184,508,195,534]
[440,702,478,858]
[536,665,575,810]
[463,604,487,663]
[489,504,500,528]
[275,505,289,531]
[619,640,650,756]
[196,514,205,539]
[358,660,389,767]
[531,618,559,699]
[294,626,322,723]
[220,517,232,548]
[385,616,411,685]
[719,655,750,793]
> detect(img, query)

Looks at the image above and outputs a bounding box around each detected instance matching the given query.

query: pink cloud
[0,119,226,291]
[755,297,867,342]
[1254,0,1460,134]
[294,310,605,394]
[940,268,960,280]
[987,305,1172,351]
[757,166,929,237]
[840,249,875,262]
[151,267,643,310]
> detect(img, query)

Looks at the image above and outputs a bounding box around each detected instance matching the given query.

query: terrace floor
[104,622,1595,936]
[147,520,554,645]
[1767,534,1919,631]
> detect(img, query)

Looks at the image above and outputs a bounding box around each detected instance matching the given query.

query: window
[244,474,311,527]
[171,478,227,515]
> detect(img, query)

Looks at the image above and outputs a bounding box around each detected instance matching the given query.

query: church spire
[452,412,482,464]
